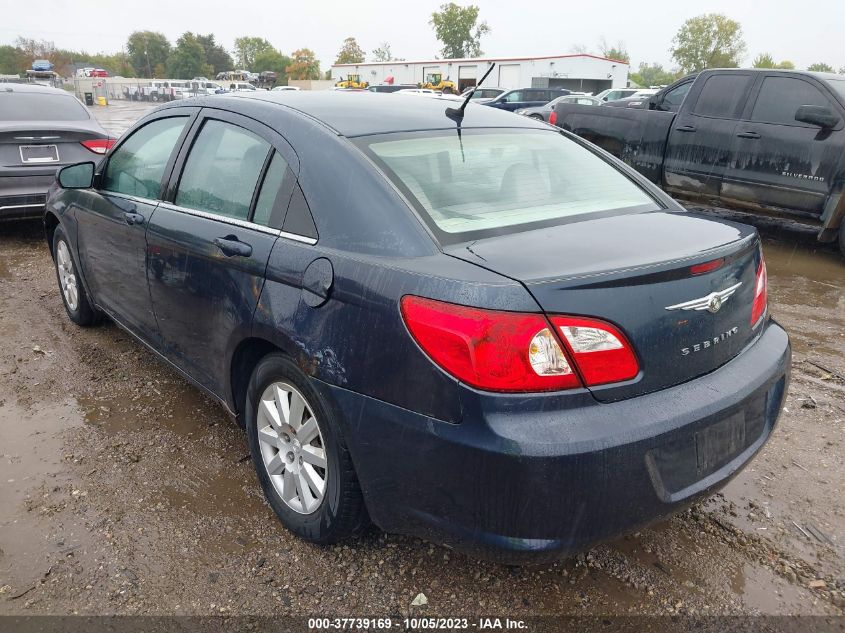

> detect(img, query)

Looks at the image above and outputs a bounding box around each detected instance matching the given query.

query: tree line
[2,6,843,86]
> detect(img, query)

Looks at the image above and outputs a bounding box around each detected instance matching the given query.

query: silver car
[515,94,602,122]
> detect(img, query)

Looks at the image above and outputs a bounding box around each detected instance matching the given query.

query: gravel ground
[0,102,842,619]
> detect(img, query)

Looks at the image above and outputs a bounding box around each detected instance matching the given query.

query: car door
[489,90,524,111]
[146,109,298,396]
[74,110,196,344]
[663,72,754,197]
[721,74,844,216]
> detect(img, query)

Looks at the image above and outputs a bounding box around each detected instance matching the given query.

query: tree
[372,42,392,62]
[430,3,490,59]
[569,44,590,54]
[752,53,775,69]
[670,13,746,73]
[233,36,275,70]
[196,34,233,75]
[807,62,834,72]
[253,48,293,83]
[335,37,365,65]
[166,33,211,79]
[776,60,795,70]
[629,62,679,88]
[0,44,26,74]
[286,48,320,80]
[598,38,629,63]
[126,31,171,78]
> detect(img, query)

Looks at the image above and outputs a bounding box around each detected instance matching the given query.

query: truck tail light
[750,258,768,327]
[548,111,558,126]
[80,138,116,155]
[549,316,640,386]
[400,296,640,392]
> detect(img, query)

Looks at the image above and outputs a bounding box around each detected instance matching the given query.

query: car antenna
[446,62,495,121]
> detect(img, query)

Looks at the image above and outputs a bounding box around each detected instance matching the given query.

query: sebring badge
[665,282,742,314]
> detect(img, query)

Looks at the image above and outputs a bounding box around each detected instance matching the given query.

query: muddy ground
[0,102,843,619]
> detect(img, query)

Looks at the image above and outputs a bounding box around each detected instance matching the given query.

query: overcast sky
[4,0,843,71]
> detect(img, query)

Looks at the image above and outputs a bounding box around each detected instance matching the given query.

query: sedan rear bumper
[315,321,790,563]
[0,172,55,220]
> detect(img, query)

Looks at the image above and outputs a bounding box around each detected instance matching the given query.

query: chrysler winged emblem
[665,282,742,314]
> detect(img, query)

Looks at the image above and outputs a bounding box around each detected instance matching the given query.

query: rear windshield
[358,128,659,243]
[0,92,90,121]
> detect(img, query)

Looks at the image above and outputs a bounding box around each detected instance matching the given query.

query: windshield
[359,129,659,243]
[827,78,845,101]
[0,92,90,121]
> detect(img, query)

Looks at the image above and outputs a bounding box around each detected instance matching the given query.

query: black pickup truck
[552,69,845,254]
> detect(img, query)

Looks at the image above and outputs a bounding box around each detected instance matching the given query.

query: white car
[189,80,223,95]
[395,88,438,95]
[228,82,257,92]
[272,86,301,91]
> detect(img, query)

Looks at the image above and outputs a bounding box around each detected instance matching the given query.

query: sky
[3,0,843,72]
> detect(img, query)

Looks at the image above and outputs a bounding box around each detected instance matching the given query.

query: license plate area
[19,144,59,164]
[695,411,746,473]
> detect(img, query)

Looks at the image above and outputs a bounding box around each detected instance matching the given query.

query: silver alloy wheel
[256,381,328,515]
[56,240,79,312]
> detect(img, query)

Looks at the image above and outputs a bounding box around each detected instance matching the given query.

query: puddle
[729,562,818,614]
[0,398,96,592]
[78,384,226,437]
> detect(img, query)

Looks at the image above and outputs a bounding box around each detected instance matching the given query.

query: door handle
[123,212,145,225]
[737,131,761,139]
[213,236,252,258]
[675,125,697,133]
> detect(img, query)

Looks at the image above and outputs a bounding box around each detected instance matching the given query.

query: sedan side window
[102,117,188,199]
[175,120,270,221]
[504,91,524,103]
[751,77,832,126]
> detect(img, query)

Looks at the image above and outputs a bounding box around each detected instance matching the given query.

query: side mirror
[795,105,840,129]
[647,96,659,110]
[58,162,95,189]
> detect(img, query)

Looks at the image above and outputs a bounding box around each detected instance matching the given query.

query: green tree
[629,62,679,88]
[0,44,25,74]
[430,3,490,58]
[807,62,834,72]
[196,34,233,75]
[335,37,365,64]
[233,36,274,70]
[286,48,320,80]
[253,48,293,83]
[752,53,775,68]
[599,38,629,63]
[126,31,171,78]
[166,33,211,79]
[372,42,392,62]
[670,13,746,73]
[777,60,795,70]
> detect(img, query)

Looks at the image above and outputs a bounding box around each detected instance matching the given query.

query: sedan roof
[219,90,549,137]
[1,83,69,94]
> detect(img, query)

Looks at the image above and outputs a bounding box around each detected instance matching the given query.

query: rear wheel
[530,114,544,121]
[245,353,367,543]
[52,226,100,326]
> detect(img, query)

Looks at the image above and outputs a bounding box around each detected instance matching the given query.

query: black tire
[530,114,544,121]
[52,226,100,326]
[245,353,368,543]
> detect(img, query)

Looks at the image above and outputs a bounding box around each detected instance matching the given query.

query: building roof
[332,53,629,68]
[208,90,549,137]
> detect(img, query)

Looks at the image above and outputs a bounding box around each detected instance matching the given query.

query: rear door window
[252,151,294,227]
[175,119,270,221]
[102,116,188,199]
[692,74,751,118]
[751,76,832,126]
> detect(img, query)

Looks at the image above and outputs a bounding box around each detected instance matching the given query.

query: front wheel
[53,226,100,326]
[245,354,368,543]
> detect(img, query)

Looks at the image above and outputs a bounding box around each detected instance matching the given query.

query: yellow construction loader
[420,73,457,94]
[335,74,369,89]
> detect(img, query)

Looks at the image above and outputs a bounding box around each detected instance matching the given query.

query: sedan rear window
[0,92,90,121]
[359,129,658,242]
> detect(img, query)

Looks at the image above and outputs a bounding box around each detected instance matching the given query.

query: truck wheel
[151,94,159,102]
[245,353,368,543]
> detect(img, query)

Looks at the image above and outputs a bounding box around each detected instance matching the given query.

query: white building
[331,53,629,94]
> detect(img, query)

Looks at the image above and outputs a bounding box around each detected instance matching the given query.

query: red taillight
[400,296,580,392]
[400,296,640,392]
[750,258,768,327]
[80,138,116,155]
[690,258,724,275]
[548,111,558,126]
[550,316,640,386]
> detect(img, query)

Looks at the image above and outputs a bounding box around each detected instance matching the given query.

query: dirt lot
[0,102,843,619]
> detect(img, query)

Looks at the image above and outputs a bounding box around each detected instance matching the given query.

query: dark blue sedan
[44,91,790,562]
